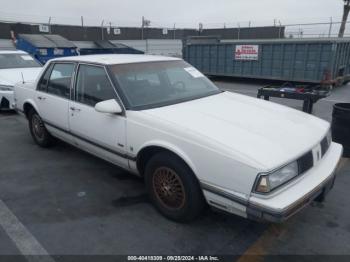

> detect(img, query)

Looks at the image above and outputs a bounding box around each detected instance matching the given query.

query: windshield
[109,60,221,110]
[0,53,41,69]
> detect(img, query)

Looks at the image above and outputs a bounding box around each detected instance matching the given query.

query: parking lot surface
[0,79,349,260]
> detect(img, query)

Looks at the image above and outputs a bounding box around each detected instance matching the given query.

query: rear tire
[28,109,54,147]
[145,152,206,222]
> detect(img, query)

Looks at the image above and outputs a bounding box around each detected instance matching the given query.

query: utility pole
[339,0,350,37]
[173,23,176,39]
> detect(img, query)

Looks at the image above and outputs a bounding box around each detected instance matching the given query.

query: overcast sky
[0,0,346,28]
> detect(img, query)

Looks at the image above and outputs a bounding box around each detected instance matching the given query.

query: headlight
[0,85,13,91]
[255,161,299,193]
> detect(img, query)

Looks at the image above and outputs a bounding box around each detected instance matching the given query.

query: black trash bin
[332,103,350,158]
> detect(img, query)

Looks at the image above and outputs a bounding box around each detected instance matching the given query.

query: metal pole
[81,16,85,40]
[141,16,144,40]
[278,20,282,38]
[237,23,240,39]
[48,16,51,34]
[328,17,333,38]
[101,20,104,40]
[173,23,176,39]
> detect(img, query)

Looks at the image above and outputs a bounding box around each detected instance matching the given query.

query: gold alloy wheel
[152,167,186,210]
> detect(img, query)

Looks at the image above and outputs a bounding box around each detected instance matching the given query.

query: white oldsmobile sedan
[14,55,343,222]
[0,50,42,110]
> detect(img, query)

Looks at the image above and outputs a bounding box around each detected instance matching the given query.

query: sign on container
[53,49,64,55]
[235,45,259,60]
[38,24,49,33]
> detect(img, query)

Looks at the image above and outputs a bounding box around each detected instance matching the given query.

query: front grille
[298,151,314,175]
[321,135,330,157]
[297,133,329,175]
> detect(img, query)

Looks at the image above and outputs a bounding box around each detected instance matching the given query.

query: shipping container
[183,38,350,84]
[73,41,144,55]
[16,34,78,64]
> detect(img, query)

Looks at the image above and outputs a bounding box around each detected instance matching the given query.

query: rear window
[0,53,41,69]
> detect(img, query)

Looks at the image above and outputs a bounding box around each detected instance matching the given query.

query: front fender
[22,99,39,116]
[137,140,198,176]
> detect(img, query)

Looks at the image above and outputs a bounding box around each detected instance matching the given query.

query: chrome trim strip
[200,181,248,206]
[43,119,137,161]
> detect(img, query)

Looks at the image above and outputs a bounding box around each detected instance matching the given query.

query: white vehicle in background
[14,54,343,223]
[0,50,42,110]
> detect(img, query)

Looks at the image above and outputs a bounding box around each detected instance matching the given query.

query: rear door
[69,63,128,168]
[36,62,76,134]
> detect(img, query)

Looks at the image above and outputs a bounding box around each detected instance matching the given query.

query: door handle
[37,96,46,100]
[70,107,81,112]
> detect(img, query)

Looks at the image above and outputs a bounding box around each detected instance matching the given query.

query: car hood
[0,67,42,86]
[142,91,330,170]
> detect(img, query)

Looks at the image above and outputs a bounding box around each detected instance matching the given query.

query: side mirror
[95,99,123,114]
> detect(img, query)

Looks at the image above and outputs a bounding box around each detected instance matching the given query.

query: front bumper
[247,173,336,222]
[247,142,343,223]
[0,91,15,110]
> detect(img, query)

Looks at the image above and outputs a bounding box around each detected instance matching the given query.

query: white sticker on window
[184,67,204,78]
[21,55,34,61]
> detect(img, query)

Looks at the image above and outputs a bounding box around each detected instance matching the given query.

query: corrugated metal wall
[0,39,15,50]
[111,39,183,57]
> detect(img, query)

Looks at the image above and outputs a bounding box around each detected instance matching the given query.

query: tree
[339,0,350,37]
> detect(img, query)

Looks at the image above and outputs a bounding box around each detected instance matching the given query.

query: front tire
[28,109,54,147]
[145,152,206,222]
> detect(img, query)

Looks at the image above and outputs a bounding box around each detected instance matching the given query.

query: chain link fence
[1,10,350,39]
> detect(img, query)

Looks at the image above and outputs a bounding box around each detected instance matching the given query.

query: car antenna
[21,72,25,84]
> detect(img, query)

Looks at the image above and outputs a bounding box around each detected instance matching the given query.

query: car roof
[50,54,182,65]
[0,50,28,55]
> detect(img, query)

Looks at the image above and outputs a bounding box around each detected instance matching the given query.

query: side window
[75,65,116,107]
[37,64,54,92]
[47,63,75,99]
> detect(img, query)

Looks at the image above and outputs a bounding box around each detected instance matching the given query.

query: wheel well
[136,146,193,177]
[23,103,36,119]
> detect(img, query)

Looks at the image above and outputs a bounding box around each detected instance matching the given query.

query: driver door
[69,64,128,168]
